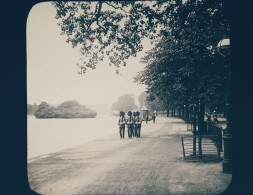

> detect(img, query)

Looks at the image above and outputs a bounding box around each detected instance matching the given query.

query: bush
[35,100,97,118]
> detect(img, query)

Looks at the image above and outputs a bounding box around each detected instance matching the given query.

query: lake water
[27,114,119,160]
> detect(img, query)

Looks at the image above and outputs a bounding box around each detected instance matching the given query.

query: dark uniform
[152,114,156,123]
[126,111,134,138]
[118,111,126,139]
[132,112,136,137]
[135,111,142,138]
[145,115,148,124]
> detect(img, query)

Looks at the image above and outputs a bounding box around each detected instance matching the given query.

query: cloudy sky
[27,2,153,107]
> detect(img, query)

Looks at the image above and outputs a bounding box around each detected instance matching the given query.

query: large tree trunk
[193,104,197,156]
[198,99,205,135]
[182,106,185,120]
[186,105,189,122]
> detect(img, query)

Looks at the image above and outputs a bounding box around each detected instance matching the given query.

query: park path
[28,117,231,195]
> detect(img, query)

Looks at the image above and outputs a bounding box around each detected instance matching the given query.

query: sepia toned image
[27,1,232,194]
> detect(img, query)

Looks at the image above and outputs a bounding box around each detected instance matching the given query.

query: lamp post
[217,37,232,174]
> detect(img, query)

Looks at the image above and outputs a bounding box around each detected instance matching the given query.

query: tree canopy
[52,1,160,73]
[111,94,137,113]
[134,0,230,113]
[138,91,166,111]
[138,91,148,109]
[27,104,38,115]
[53,0,230,113]
[34,100,97,118]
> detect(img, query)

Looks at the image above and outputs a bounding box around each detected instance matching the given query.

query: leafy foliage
[134,0,229,113]
[138,91,148,108]
[111,94,137,112]
[53,0,230,113]
[27,104,38,115]
[34,100,97,118]
[52,1,159,73]
[138,91,165,111]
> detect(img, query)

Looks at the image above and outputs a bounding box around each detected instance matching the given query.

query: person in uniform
[118,111,126,139]
[132,112,136,137]
[126,111,134,138]
[152,114,156,123]
[213,110,218,123]
[135,111,142,138]
[145,115,148,124]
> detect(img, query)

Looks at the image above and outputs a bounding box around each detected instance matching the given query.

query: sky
[27,2,153,107]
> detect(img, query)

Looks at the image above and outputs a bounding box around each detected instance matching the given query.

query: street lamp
[217,38,230,57]
[217,37,232,174]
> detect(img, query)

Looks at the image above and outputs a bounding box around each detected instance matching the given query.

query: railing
[181,135,221,161]
[179,115,223,162]
[186,120,198,132]
[204,122,223,152]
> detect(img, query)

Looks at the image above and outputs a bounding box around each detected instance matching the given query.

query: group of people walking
[118,111,142,139]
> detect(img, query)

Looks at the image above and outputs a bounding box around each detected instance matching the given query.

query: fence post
[181,136,185,159]
[211,124,214,142]
[207,121,210,135]
[218,127,223,152]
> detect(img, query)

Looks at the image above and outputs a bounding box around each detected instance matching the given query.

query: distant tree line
[112,94,137,113]
[34,100,97,118]
[27,104,38,115]
[111,92,166,114]
[138,91,166,112]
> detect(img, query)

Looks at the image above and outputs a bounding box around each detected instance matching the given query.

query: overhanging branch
[95,1,107,31]
[104,2,129,14]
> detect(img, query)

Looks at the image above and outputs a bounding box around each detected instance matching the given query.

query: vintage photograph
[27,1,232,194]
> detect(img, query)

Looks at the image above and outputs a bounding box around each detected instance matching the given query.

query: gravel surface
[28,117,232,195]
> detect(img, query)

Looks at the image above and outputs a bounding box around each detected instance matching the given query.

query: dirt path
[28,117,231,195]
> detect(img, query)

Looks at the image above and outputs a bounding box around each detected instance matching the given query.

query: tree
[138,91,148,108]
[34,100,97,118]
[133,0,230,156]
[27,104,38,115]
[37,101,50,111]
[52,1,159,74]
[135,34,191,113]
[27,104,33,115]
[53,0,230,112]
[146,95,167,112]
[33,103,38,113]
[112,94,137,113]
[52,0,230,157]
[138,91,166,112]
[134,0,229,113]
